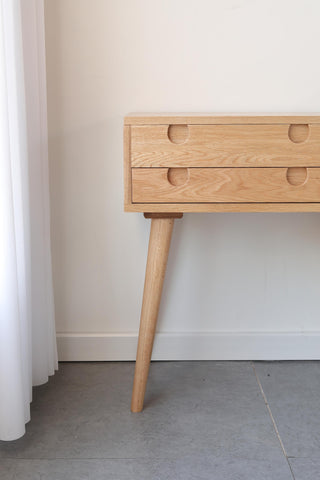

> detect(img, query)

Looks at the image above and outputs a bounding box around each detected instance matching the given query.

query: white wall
[44,0,320,360]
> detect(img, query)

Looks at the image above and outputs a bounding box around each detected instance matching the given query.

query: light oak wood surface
[126,203,320,213]
[123,125,131,207]
[131,216,176,412]
[125,113,320,125]
[131,124,320,167]
[132,167,320,203]
[124,114,320,213]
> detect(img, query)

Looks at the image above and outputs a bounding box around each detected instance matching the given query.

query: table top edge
[124,113,320,125]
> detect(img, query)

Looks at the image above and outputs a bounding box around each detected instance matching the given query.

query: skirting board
[57,332,320,361]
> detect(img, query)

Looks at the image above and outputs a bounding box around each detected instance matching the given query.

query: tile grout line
[251,362,296,480]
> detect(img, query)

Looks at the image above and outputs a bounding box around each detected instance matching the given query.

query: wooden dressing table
[124,113,320,412]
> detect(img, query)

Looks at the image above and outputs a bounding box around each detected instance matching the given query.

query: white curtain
[0,0,57,441]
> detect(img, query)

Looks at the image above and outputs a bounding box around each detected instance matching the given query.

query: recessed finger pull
[286,167,308,186]
[167,125,189,144]
[288,124,310,143]
[167,168,189,186]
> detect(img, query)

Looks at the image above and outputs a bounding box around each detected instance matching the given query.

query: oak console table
[124,113,320,412]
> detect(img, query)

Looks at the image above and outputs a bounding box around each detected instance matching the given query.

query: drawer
[132,167,320,203]
[131,124,320,168]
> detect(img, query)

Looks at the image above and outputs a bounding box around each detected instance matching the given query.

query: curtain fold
[0,0,57,441]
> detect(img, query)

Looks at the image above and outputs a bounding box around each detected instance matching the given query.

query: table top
[124,113,320,125]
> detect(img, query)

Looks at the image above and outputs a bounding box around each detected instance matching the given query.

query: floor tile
[289,457,320,480]
[0,460,15,480]
[254,361,320,458]
[0,362,284,462]
[2,456,293,480]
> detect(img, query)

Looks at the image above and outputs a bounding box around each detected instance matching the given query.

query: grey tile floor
[0,361,318,479]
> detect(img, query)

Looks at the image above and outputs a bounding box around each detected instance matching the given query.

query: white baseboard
[56,331,320,361]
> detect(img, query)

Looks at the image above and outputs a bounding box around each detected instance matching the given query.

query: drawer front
[132,167,320,203]
[131,124,320,168]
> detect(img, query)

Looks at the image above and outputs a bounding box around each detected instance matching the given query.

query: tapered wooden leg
[131,213,182,412]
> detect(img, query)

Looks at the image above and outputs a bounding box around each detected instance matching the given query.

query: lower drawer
[132,167,320,203]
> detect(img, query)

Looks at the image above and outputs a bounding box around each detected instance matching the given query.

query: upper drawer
[131,124,320,167]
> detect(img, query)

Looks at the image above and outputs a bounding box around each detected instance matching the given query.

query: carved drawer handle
[167,168,189,186]
[286,167,308,186]
[288,124,310,143]
[167,125,189,144]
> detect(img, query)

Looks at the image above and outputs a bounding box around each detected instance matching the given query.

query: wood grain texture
[123,125,132,208]
[131,217,175,412]
[132,167,320,204]
[124,114,320,212]
[125,113,320,125]
[126,203,320,213]
[131,124,320,167]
